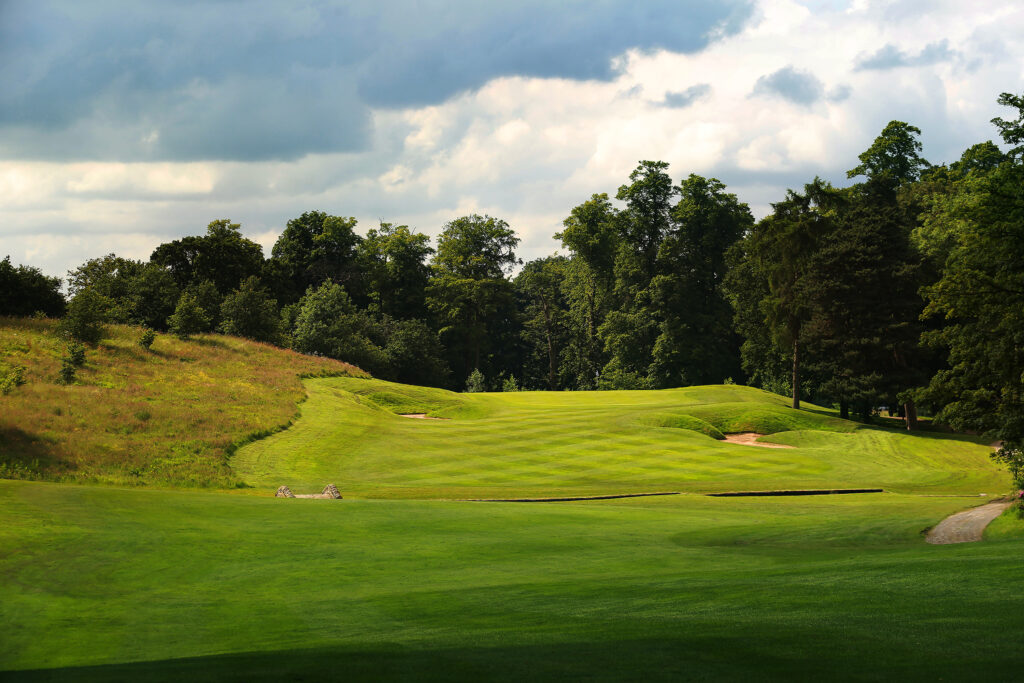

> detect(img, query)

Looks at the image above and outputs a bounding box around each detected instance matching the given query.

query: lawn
[233,377,1006,498]
[2,480,1023,681]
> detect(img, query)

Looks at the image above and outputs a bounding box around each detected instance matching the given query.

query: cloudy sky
[2,0,1022,279]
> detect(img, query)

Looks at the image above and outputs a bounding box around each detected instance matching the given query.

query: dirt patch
[926,500,1011,544]
[722,432,794,448]
[399,413,448,420]
[462,492,680,503]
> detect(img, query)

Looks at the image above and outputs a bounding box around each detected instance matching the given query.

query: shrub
[502,375,519,392]
[57,357,77,385]
[219,276,280,343]
[0,364,26,395]
[168,293,211,339]
[67,342,86,367]
[59,288,109,344]
[139,328,156,349]
[465,368,487,393]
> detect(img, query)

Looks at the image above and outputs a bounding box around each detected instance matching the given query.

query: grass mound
[0,317,366,487]
[234,377,1005,498]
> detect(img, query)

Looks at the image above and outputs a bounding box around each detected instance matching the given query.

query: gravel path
[926,501,1012,544]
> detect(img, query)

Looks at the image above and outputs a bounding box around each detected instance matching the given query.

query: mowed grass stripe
[232,377,1007,498]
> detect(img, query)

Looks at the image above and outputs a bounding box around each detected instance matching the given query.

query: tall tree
[921,91,1024,483]
[648,175,752,387]
[358,222,433,320]
[427,214,520,384]
[0,256,65,317]
[269,211,362,304]
[151,219,264,296]
[556,193,619,388]
[515,256,570,390]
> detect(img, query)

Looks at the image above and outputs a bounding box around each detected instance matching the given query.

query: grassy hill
[0,317,366,487]
[234,376,1007,498]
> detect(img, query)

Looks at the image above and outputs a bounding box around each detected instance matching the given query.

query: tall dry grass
[0,316,366,487]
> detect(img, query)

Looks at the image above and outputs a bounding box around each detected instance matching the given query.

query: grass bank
[0,317,366,487]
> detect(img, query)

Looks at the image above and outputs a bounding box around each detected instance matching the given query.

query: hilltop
[0,317,366,487]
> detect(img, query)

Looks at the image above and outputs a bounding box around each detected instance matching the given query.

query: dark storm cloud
[751,66,824,105]
[854,40,957,71]
[0,0,754,162]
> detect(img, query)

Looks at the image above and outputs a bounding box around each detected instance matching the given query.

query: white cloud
[2,0,1023,278]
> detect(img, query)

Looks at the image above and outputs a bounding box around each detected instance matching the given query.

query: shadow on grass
[0,425,65,475]
[0,635,946,683]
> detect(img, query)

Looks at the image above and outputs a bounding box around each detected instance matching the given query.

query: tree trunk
[840,400,849,420]
[791,338,800,410]
[904,398,918,431]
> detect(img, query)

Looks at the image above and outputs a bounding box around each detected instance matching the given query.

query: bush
[57,357,77,385]
[67,342,86,367]
[465,368,487,393]
[168,293,211,339]
[59,288,109,345]
[139,328,156,349]
[219,276,280,343]
[0,364,26,395]
[502,375,519,392]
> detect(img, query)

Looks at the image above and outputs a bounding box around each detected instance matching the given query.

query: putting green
[233,378,1006,498]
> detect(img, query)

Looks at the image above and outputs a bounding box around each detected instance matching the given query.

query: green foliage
[0,255,65,317]
[990,91,1024,160]
[501,375,519,392]
[291,281,386,373]
[359,222,434,319]
[515,256,570,390]
[219,276,281,343]
[168,293,212,339]
[66,341,86,367]
[0,363,27,395]
[270,211,362,304]
[138,328,156,350]
[151,219,265,296]
[58,287,109,344]
[465,368,486,393]
[846,120,930,185]
[57,357,77,385]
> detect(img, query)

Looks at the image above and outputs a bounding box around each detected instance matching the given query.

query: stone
[275,485,295,498]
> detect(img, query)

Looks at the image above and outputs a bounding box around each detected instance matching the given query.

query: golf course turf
[3,376,1023,680]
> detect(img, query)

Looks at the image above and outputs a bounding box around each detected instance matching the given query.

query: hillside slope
[234,377,1007,497]
[0,317,366,487]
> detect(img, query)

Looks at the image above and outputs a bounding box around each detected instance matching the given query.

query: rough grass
[0,317,366,487]
[3,480,1024,680]
[233,377,1007,498]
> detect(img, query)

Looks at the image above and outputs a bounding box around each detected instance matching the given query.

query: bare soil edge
[708,488,884,497]
[460,492,681,502]
[925,500,1012,544]
[399,414,449,420]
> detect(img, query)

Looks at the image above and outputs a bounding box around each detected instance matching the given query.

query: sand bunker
[722,432,794,448]
[399,414,448,420]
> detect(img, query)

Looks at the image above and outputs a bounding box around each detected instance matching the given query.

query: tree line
[4,91,1024,483]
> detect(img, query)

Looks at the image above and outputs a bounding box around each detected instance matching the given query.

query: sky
[2,0,1022,280]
